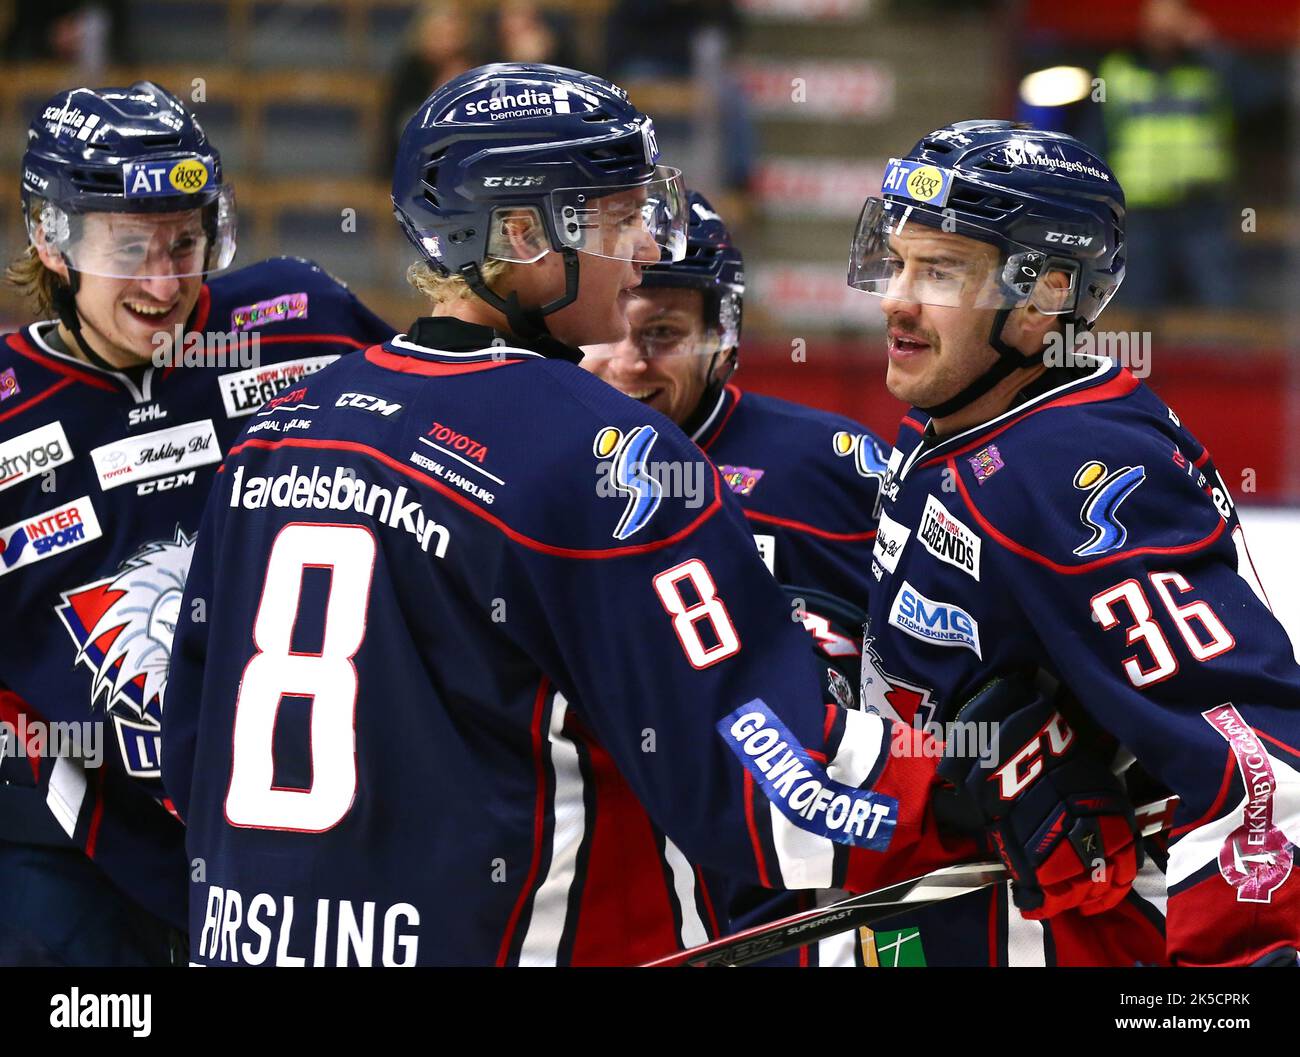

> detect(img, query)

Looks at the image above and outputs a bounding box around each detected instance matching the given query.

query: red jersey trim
[697,384,743,453]
[7,333,118,392]
[916,369,1141,471]
[365,346,522,376]
[1171,752,1236,838]
[0,376,74,424]
[496,677,551,966]
[255,332,373,350]
[226,435,725,560]
[744,508,877,543]
[950,457,1227,575]
[191,285,212,331]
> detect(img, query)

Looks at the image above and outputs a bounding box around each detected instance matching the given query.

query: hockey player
[582,192,888,965]
[581,190,886,615]
[0,82,394,965]
[845,119,1300,966]
[161,64,1142,966]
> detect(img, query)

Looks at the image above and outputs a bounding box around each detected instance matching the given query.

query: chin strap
[682,346,739,438]
[459,250,585,364]
[50,265,123,373]
[914,308,1052,420]
[50,263,207,375]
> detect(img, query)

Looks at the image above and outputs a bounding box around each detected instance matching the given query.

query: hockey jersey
[690,383,887,613]
[0,256,394,930]
[161,318,976,966]
[858,355,1300,966]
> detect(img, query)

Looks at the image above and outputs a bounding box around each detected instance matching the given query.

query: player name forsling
[228,463,450,556]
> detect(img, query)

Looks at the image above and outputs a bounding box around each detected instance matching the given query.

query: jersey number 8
[225,522,376,832]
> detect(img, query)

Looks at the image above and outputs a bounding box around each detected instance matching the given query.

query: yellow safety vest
[1097,51,1232,208]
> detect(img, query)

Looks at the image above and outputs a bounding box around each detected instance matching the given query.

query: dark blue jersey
[685,384,888,965]
[161,319,974,966]
[859,356,1300,966]
[0,256,394,930]
[691,384,887,613]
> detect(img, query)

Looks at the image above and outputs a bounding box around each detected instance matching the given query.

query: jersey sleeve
[502,430,975,897]
[960,426,1300,966]
[159,471,226,823]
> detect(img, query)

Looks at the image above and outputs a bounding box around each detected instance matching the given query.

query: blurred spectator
[606,0,740,81]
[2,0,127,68]
[605,0,757,194]
[491,1,577,70]
[379,1,479,177]
[1093,0,1238,309]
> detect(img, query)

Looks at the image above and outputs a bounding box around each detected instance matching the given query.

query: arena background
[1,0,1296,648]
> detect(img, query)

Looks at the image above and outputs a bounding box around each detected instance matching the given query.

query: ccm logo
[482,175,545,188]
[136,470,195,495]
[1044,232,1093,246]
[992,711,1075,799]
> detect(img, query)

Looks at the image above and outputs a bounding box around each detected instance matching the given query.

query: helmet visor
[31,185,237,279]
[847,198,1076,315]
[549,165,688,264]
[582,325,726,361]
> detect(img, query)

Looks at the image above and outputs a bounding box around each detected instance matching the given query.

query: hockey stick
[642,795,1179,967]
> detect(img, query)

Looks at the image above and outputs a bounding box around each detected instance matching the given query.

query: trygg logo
[0,422,73,493]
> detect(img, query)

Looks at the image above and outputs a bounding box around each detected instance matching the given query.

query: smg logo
[888,581,981,658]
[594,425,663,541]
[992,711,1075,799]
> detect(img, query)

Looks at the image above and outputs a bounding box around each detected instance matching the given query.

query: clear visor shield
[582,323,725,361]
[847,198,1077,314]
[487,165,688,265]
[30,185,237,279]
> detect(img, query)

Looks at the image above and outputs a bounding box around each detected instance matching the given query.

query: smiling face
[581,286,720,424]
[37,209,208,368]
[876,225,1005,409]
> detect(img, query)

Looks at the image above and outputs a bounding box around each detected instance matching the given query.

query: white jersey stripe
[1005,884,1047,966]
[518,691,587,966]
[661,836,709,949]
[771,708,887,890]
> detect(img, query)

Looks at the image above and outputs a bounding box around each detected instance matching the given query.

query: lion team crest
[55,528,195,779]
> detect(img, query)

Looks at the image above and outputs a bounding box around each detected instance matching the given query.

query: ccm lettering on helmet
[1045,231,1094,246]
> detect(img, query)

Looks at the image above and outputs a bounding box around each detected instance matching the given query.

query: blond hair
[5,201,64,317]
[406,257,514,307]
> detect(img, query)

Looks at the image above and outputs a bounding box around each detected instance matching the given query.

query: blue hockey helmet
[21,81,236,279]
[391,63,687,340]
[636,190,745,356]
[847,120,1126,415]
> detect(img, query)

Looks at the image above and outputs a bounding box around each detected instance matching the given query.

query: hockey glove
[934,672,1141,920]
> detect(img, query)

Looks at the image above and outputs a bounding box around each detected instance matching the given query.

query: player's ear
[488,206,550,264]
[1004,267,1072,352]
[32,223,70,282]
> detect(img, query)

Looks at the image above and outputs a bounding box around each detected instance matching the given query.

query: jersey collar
[387,317,569,365]
[898,355,1134,480]
[690,383,740,450]
[15,321,158,402]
